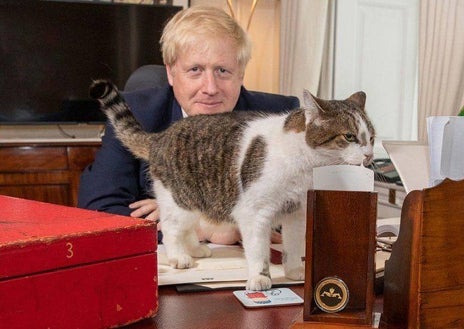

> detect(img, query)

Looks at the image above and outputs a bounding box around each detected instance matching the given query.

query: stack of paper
[157,244,303,290]
[427,116,464,186]
[383,116,464,193]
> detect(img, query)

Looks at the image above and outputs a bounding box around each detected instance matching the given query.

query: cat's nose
[363,154,373,166]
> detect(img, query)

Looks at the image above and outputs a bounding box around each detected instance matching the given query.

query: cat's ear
[347,91,366,108]
[302,89,321,110]
[302,89,325,126]
[303,89,331,113]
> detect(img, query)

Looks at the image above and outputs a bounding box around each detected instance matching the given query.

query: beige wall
[191,0,280,93]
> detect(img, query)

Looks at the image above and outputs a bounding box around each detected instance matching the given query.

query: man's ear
[165,64,175,86]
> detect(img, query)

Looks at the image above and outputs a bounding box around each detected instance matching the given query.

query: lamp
[226,0,260,31]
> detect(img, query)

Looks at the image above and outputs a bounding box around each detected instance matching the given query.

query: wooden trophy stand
[293,190,377,328]
[380,179,464,329]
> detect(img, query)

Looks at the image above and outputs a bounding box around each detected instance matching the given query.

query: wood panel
[0,185,70,206]
[302,190,376,326]
[68,146,99,170]
[0,143,100,206]
[381,179,464,328]
[0,146,68,171]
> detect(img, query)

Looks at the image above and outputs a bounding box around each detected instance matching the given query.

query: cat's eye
[344,134,357,143]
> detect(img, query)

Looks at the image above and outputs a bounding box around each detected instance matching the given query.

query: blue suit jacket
[78,85,300,217]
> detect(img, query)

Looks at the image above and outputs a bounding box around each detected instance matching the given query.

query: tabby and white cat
[90,80,375,291]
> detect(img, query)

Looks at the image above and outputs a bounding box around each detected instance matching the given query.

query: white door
[333,0,419,157]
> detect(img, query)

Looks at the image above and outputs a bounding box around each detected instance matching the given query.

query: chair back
[124,64,168,91]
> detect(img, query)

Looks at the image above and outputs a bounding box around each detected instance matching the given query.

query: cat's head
[300,90,375,167]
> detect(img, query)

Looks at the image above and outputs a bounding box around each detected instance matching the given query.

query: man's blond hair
[160,6,252,72]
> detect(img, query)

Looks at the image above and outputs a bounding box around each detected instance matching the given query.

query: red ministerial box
[0,195,158,329]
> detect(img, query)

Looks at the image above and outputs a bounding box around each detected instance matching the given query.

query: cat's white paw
[168,254,194,269]
[246,275,272,291]
[285,266,305,281]
[189,244,212,258]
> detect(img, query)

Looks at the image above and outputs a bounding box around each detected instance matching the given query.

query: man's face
[166,37,244,116]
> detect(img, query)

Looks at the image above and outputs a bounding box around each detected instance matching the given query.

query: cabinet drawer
[0,143,100,206]
[0,147,68,171]
[68,146,99,171]
[0,184,70,206]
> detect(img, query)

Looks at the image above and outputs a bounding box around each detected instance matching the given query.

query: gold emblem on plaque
[314,277,349,313]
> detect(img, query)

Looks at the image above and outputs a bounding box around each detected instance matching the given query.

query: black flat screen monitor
[0,0,180,124]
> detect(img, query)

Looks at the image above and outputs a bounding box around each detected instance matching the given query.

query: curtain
[418,0,464,142]
[279,0,332,101]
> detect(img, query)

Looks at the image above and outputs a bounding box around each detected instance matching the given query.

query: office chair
[124,64,168,92]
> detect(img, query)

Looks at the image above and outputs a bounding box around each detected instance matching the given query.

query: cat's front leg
[237,215,273,291]
[280,205,306,281]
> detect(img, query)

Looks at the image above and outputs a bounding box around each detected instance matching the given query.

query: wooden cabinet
[0,143,100,206]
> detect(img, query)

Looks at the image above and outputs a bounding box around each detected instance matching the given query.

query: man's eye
[216,67,231,75]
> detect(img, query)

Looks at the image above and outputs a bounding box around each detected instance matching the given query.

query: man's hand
[129,198,160,221]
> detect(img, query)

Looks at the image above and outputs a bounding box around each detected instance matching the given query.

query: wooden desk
[126,286,383,329]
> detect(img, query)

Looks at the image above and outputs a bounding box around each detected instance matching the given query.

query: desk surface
[126,286,383,329]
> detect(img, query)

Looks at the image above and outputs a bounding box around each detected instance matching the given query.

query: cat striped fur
[90,79,375,291]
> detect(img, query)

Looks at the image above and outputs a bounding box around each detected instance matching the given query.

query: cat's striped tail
[89,79,152,161]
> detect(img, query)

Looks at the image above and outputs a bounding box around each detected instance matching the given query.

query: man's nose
[201,71,218,95]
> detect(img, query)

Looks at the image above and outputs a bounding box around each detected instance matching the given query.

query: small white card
[233,288,303,308]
